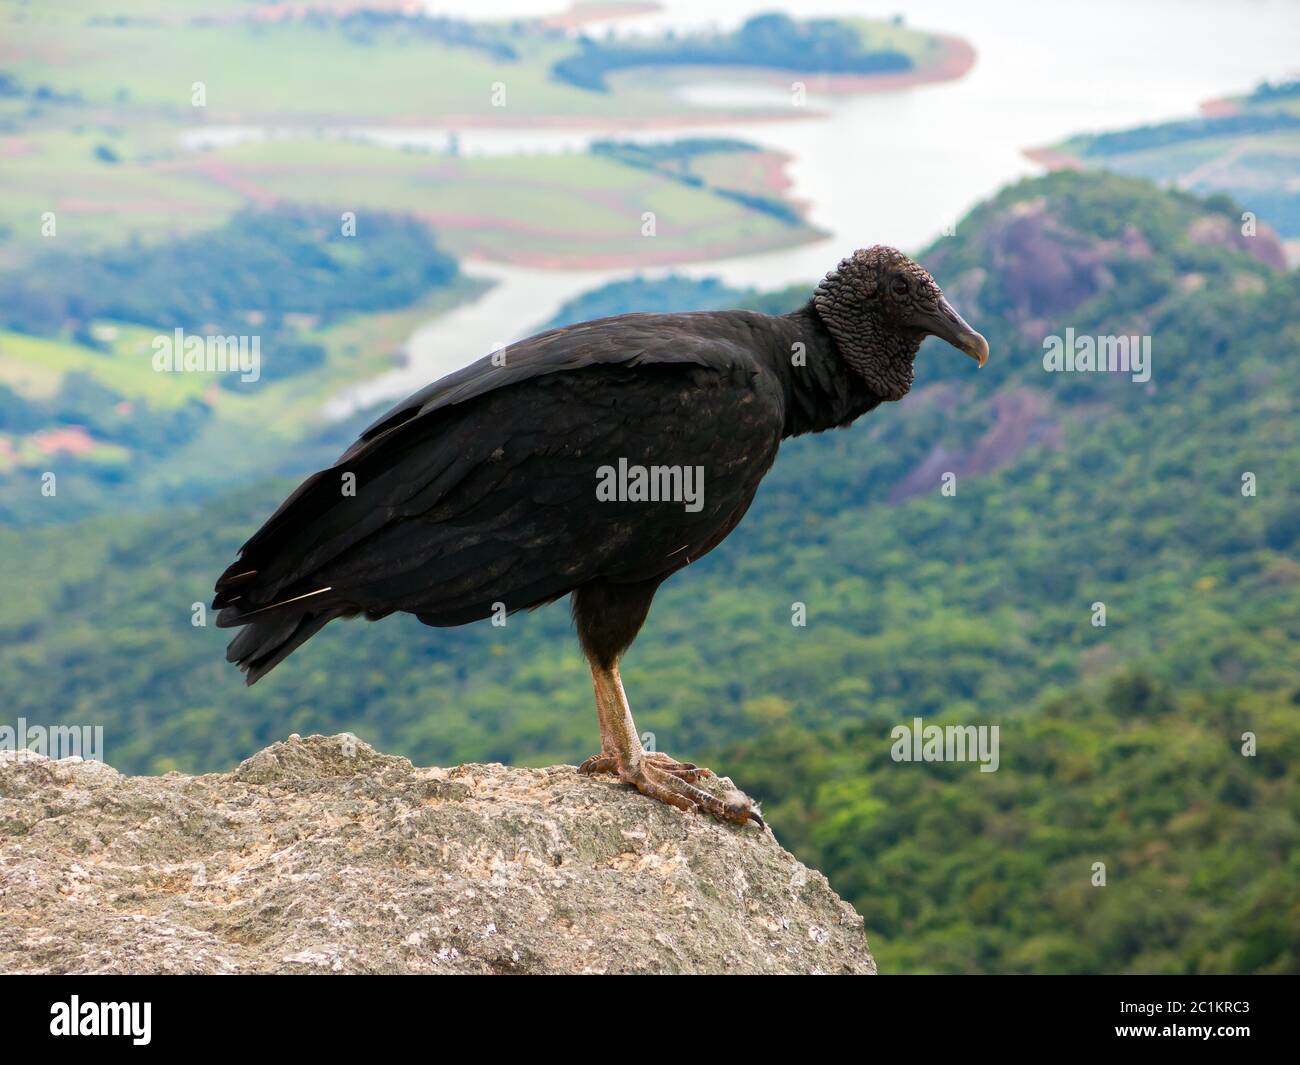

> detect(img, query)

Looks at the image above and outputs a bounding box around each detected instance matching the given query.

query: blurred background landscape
[1,0,1297,973]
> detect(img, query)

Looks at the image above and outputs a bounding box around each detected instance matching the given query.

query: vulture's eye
[891,277,909,296]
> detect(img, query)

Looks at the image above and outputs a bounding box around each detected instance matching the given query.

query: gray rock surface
[0,734,874,974]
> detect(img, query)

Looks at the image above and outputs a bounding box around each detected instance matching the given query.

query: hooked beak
[912,296,989,367]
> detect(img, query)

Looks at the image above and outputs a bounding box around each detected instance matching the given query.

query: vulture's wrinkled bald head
[813,245,988,401]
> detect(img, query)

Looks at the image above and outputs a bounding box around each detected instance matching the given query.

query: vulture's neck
[770,303,884,438]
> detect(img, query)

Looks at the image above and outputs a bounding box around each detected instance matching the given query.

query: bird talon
[641,752,712,781]
[588,755,763,830]
[578,754,617,776]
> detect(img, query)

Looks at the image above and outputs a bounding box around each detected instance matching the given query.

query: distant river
[261,0,1300,415]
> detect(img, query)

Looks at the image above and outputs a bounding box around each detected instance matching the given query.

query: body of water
[242,0,1300,408]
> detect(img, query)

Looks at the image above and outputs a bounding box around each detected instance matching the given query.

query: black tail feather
[225,610,339,686]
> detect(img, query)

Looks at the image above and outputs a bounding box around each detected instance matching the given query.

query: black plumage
[214,245,987,825]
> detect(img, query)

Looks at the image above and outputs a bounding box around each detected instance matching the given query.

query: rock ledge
[0,734,874,974]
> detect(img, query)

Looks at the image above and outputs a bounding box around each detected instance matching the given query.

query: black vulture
[214,246,987,827]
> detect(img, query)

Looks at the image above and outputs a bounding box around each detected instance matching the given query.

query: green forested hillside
[731,680,1299,973]
[1,172,1296,972]
[0,208,468,523]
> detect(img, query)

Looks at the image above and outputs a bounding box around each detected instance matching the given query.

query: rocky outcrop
[1185,213,1288,270]
[0,734,874,974]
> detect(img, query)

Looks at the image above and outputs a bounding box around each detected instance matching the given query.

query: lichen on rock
[0,734,874,974]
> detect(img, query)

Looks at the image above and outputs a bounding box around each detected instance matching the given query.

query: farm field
[1,2,960,125]
[165,136,824,266]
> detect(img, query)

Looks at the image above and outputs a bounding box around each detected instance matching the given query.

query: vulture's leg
[577,661,711,781]
[572,581,763,828]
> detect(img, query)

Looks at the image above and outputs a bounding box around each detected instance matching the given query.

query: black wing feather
[214,311,785,683]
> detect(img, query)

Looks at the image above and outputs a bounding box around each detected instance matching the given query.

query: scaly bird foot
[579,752,762,829]
[579,750,711,782]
